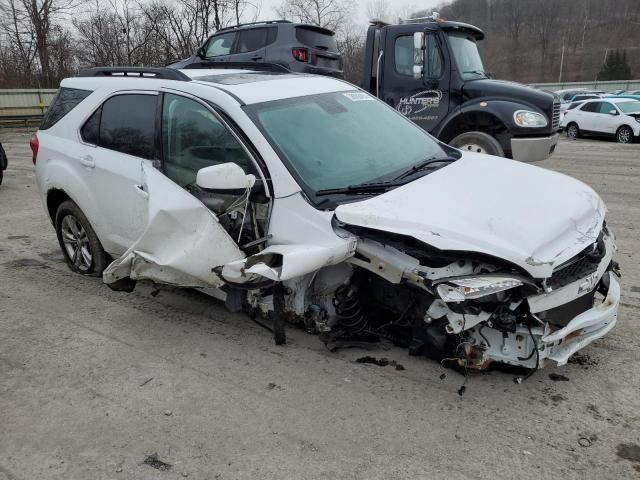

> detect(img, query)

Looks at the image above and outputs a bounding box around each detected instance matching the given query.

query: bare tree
[277,0,348,32]
[0,0,83,87]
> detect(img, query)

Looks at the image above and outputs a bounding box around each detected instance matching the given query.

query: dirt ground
[1,128,639,480]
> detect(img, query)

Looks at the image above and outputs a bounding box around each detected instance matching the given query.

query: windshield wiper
[393,156,457,182]
[315,181,400,196]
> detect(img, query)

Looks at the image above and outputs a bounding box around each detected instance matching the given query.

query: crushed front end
[305,222,620,370]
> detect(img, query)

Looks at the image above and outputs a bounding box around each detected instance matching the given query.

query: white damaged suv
[34,66,620,370]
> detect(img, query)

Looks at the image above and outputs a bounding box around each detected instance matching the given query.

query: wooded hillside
[416,0,640,83]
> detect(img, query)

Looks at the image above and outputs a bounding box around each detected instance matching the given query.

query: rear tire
[0,170,3,186]
[55,200,109,276]
[449,131,505,157]
[566,122,580,139]
[616,125,633,144]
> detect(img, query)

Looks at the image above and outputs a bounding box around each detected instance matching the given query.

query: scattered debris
[164,410,172,416]
[356,356,405,371]
[457,385,466,396]
[568,353,598,368]
[150,288,160,297]
[139,377,153,387]
[578,437,592,448]
[266,382,281,390]
[200,353,207,358]
[549,373,570,382]
[550,394,567,403]
[115,467,122,473]
[617,443,640,463]
[439,373,446,380]
[143,453,172,471]
[523,450,532,455]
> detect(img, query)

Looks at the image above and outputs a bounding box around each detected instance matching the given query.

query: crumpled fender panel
[222,243,355,283]
[103,163,245,288]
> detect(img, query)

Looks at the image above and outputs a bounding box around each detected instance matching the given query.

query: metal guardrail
[531,79,640,92]
[0,89,57,122]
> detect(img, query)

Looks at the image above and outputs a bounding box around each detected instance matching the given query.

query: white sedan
[561,98,640,143]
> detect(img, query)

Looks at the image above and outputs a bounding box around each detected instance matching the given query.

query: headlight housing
[436,276,524,302]
[514,110,548,128]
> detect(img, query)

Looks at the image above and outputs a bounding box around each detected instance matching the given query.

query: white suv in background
[561,97,640,143]
[33,66,620,371]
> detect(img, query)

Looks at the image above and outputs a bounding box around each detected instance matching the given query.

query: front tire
[617,125,633,144]
[449,131,505,157]
[566,122,580,139]
[55,200,109,275]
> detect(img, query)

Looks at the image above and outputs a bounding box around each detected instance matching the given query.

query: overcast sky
[257,0,444,27]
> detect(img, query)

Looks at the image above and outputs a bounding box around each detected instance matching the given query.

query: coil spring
[333,284,366,332]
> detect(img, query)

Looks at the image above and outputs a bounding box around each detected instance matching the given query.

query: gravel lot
[1,128,639,480]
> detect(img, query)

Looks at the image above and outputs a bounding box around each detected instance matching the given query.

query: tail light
[30,133,39,165]
[292,48,308,62]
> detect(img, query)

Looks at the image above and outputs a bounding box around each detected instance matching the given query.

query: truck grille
[552,98,561,130]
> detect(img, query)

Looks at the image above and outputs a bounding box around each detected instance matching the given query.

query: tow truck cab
[362,16,561,161]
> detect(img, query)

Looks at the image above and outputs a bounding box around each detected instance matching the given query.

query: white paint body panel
[335,152,605,278]
[103,163,245,287]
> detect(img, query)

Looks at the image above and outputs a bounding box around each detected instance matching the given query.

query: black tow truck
[362,14,560,161]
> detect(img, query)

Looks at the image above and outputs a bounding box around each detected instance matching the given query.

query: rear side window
[295,27,337,53]
[235,28,276,53]
[41,87,92,130]
[88,94,157,159]
[81,108,100,144]
[582,102,599,113]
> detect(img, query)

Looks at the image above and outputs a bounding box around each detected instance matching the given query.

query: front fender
[435,99,550,141]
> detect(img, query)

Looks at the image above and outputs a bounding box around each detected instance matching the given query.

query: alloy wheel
[61,215,93,271]
[617,127,632,144]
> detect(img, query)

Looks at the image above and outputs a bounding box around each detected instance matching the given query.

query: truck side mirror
[413,32,425,80]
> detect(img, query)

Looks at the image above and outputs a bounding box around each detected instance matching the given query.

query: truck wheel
[449,131,505,157]
[55,200,109,276]
[566,123,580,139]
[616,126,633,144]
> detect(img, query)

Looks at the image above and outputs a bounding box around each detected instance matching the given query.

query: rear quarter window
[40,87,92,130]
[295,27,337,53]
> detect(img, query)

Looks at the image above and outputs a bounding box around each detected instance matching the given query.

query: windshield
[246,91,452,202]
[448,33,487,80]
[617,101,640,114]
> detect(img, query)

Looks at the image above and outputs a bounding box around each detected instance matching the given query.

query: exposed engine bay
[243,221,620,371]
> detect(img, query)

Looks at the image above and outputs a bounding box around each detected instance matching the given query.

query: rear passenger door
[78,92,158,254]
[230,27,275,62]
[578,101,599,132]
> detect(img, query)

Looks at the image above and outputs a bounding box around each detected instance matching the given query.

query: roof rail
[77,67,191,81]
[217,20,292,33]
[182,62,291,74]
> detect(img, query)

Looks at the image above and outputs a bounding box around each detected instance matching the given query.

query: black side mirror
[196,46,206,59]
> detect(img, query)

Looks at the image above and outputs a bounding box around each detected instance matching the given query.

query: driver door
[381,27,450,133]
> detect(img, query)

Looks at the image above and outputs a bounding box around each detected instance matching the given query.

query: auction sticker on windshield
[343,92,374,102]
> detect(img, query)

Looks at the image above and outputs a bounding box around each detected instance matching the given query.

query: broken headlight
[436,276,524,302]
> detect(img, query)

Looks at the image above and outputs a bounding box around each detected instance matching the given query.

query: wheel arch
[46,188,72,224]
[437,108,511,156]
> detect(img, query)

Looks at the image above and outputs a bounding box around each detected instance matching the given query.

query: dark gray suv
[168,20,343,78]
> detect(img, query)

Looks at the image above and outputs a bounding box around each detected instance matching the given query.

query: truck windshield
[448,33,487,80]
[246,91,452,202]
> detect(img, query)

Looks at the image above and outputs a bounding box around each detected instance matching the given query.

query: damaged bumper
[542,273,619,366]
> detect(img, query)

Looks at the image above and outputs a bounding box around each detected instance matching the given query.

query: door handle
[251,55,263,61]
[80,155,95,168]
[134,184,149,199]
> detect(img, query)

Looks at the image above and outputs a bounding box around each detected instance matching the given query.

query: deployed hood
[335,153,606,279]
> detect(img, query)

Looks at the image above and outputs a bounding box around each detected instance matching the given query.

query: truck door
[380,27,450,133]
